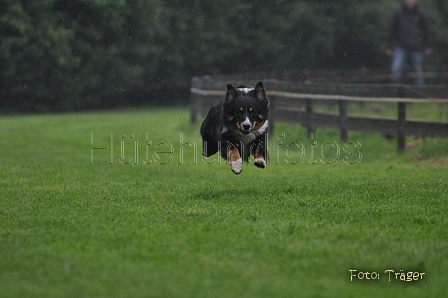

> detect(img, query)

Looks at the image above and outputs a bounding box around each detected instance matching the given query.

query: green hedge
[1,0,447,111]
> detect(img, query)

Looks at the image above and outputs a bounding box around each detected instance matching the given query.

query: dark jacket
[387,4,432,50]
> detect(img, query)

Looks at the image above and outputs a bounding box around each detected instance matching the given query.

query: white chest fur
[235,120,269,146]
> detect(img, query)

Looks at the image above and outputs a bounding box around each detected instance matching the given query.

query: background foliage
[1,0,447,111]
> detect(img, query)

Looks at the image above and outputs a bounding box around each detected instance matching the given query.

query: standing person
[386,0,432,86]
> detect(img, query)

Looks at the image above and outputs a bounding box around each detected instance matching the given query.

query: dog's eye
[248,108,253,114]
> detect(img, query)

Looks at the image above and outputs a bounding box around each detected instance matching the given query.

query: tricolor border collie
[200,81,269,174]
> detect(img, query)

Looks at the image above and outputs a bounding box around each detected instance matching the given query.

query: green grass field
[1,108,447,298]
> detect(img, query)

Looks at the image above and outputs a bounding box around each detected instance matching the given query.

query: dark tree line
[1,0,447,111]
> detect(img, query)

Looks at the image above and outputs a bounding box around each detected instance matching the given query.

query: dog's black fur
[200,81,269,174]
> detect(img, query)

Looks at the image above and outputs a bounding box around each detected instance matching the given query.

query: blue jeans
[391,47,424,86]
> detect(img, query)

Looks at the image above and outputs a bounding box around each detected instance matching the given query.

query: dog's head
[223,81,269,135]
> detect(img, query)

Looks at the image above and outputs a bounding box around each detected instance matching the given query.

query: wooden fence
[190,74,448,152]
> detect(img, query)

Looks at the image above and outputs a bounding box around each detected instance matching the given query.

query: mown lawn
[1,108,447,298]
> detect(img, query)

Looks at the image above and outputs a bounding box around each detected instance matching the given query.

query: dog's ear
[254,81,266,101]
[255,81,269,107]
[225,84,238,102]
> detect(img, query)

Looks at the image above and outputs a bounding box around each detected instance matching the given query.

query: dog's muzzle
[241,118,252,134]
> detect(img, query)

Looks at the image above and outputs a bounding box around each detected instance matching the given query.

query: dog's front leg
[253,143,268,169]
[228,145,243,174]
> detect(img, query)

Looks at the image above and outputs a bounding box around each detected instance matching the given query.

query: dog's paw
[230,158,243,174]
[254,158,266,169]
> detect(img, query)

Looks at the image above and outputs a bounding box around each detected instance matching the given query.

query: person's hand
[424,48,433,56]
[385,48,394,56]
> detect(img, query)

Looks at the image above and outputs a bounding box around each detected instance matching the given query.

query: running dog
[200,81,269,174]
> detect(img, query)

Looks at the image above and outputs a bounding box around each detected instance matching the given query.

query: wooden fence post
[397,102,406,152]
[339,100,348,143]
[306,98,314,137]
[268,95,275,135]
[190,93,198,124]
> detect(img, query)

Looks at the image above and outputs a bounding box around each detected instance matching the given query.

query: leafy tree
[0,0,447,112]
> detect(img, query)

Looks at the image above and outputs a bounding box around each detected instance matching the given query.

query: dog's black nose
[242,123,251,131]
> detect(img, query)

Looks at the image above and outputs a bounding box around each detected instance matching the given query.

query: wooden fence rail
[190,76,448,152]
